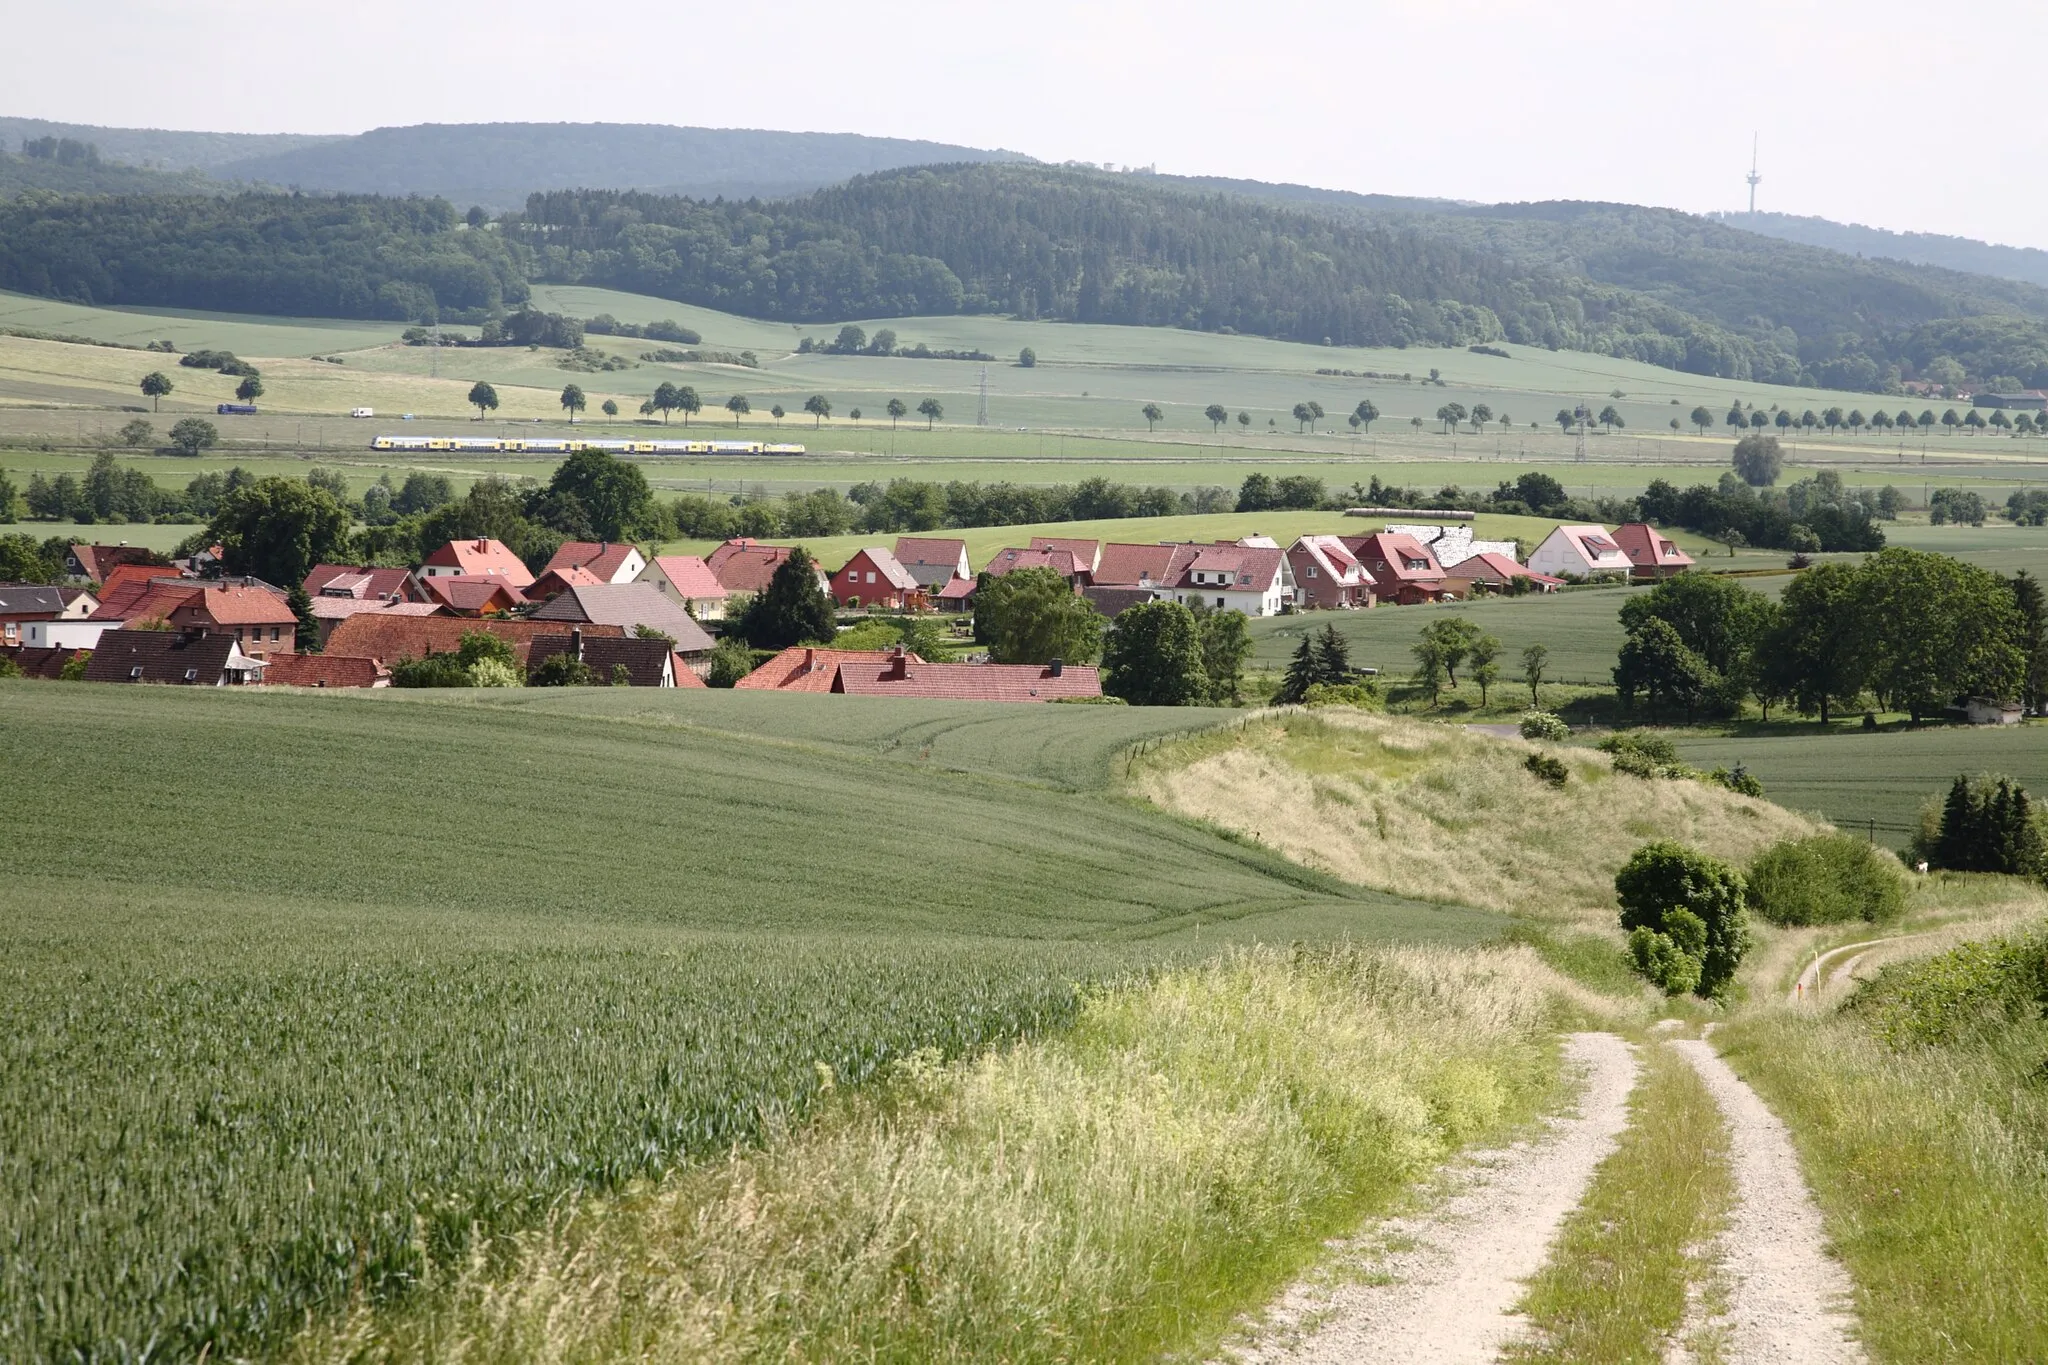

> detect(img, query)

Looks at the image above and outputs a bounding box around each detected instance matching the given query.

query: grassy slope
[1131,709,1816,929]
[0,684,1494,1362]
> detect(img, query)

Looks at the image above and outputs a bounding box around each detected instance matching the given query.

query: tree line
[1611,554,2045,724]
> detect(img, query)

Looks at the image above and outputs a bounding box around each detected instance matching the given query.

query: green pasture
[0,683,1492,1362]
[1252,586,1649,683]
[1665,723,2048,844]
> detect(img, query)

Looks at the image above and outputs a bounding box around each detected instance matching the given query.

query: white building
[1528,524,1634,581]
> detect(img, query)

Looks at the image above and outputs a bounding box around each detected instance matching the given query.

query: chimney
[884,648,909,680]
[570,627,583,660]
[802,647,815,673]
[1049,658,1064,677]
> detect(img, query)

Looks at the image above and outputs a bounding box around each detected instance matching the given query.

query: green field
[0,684,1496,1362]
[1665,724,2048,843]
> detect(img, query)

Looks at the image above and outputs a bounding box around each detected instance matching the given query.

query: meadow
[0,683,1496,1363]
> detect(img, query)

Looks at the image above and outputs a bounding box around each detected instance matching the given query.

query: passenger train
[369,436,806,455]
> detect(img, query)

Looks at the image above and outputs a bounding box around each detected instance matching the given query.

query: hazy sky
[19,0,2048,248]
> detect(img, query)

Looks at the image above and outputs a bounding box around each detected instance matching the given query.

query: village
[0,515,1692,700]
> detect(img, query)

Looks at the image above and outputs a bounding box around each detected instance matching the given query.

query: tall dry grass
[293,945,1570,1364]
[1132,712,1817,927]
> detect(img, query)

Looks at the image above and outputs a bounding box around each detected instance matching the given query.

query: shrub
[1748,833,1906,926]
[1599,731,1694,780]
[1709,763,1765,798]
[1301,680,1383,711]
[1519,711,1570,742]
[467,657,522,688]
[1849,930,2048,1047]
[1524,752,1568,787]
[1616,841,1749,998]
[1628,921,1704,995]
[707,638,756,688]
[529,652,596,687]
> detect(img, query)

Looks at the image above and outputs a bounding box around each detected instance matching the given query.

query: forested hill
[0,117,341,172]
[206,123,1034,209]
[515,164,2048,388]
[1709,211,2048,293]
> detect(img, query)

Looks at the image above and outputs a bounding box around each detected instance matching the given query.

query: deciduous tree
[559,384,586,424]
[977,565,1102,665]
[1102,600,1205,705]
[140,371,172,411]
[468,381,499,419]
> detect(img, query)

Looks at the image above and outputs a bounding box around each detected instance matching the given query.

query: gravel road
[1669,1039,1865,1364]
[1227,1031,1638,1364]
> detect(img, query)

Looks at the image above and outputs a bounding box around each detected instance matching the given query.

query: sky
[17,0,2048,249]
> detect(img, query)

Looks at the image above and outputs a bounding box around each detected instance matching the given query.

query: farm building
[1443,552,1563,594]
[830,650,1103,702]
[1528,525,1633,581]
[830,549,923,610]
[1611,523,1696,581]
[262,654,390,689]
[1383,525,1518,569]
[1971,392,2048,411]
[637,554,729,619]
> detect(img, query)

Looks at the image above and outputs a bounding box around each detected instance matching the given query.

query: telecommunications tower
[1746,133,1762,215]
[976,365,990,426]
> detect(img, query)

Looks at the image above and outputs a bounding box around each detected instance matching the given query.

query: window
[865,571,876,584]
[1216,597,1226,609]
[270,626,280,641]
[129,665,144,680]
[1305,564,1318,578]
[183,667,198,682]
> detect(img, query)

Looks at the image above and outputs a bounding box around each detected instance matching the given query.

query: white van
[349,406,375,418]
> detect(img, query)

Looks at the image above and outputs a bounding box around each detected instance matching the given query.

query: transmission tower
[1746,133,1762,215]
[1574,403,1589,463]
[976,365,990,426]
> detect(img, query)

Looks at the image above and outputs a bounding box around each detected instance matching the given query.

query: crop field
[0,684,1495,1362]
[1252,585,1648,682]
[1665,723,2048,844]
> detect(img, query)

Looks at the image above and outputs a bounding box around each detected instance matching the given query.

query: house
[1528,525,1633,581]
[637,554,730,619]
[830,548,923,610]
[20,618,117,650]
[418,575,527,617]
[305,597,445,649]
[1611,523,1696,581]
[523,565,605,602]
[528,583,718,665]
[0,586,69,646]
[322,615,624,669]
[892,537,971,591]
[982,546,1086,587]
[1286,536,1374,610]
[262,654,390,689]
[1028,537,1102,577]
[830,649,1104,702]
[936,576,978,612]
[541,540,646,585]
[83,629,266,685]
[735,646,926,693]
[167,585,299,656]
[526,629,703,687]
[303,564,423,603]
[1343,532,1452,605]
[1443,552,1564,595]
[1081,585,1157,617]
[1159,542,1293,616]
[96,562,189,600]
[706,539,821,596]
[418,537,535,590]
[65,543,161,584]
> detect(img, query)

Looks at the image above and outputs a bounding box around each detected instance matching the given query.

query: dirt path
[1669,1039,1864,1364]
[1225,1032,1638,1364]
[1791,935,1917,1005]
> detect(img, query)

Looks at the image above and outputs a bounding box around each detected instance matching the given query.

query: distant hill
[0,146,216,197]
[1709,211,2048,292]
[0,116,342,171]
[207,123,1035,209]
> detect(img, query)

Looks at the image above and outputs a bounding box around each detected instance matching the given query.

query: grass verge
[291,943,1568,1364]
[1505,1039,1735,1364]
[1719,976,2048,1360]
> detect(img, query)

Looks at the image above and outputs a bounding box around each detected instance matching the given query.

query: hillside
[0,146,216,197]
[208,122,1032,209]
[0,116,341,171]
[1715,211,2048,292]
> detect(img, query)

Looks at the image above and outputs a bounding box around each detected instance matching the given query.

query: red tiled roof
[892,537,968,569]
[0,645,80,679]
[419,576,525,613]
[1290,535,1371,584]
[1175,543,1285,591]
[261,654,389,688]
[735,646,925,692]
[1343,532,1446,583]
[543,541,639,583]
[1093,542,1181,587]
[323,615,623,666]
[68,543,160,583]
[308,598,445,623]
[304,564,416,600]
[89,580,202,622]
[983,547,1081,580]
[171,585,297,626]
[645,554,728,601]
[99,562,185,597]
[936,576,978,601]
[420,538,535,588]
[1611,523,1695,569]
[832,657,1103,702]
[1445,552,1563,585]
[705,539,799,594]
[1028,537,1101,571]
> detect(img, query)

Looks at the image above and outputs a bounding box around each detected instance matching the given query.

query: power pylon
[976,365,990,426]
